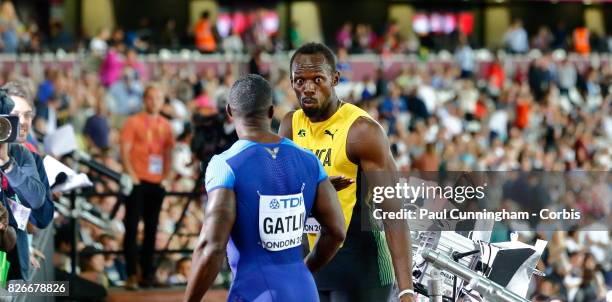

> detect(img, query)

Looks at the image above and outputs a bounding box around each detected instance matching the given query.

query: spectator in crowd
[336,22,352,50]
[34,92,62,136]
[405,87,430,122]
[552,21,569,50]
[222,27,244,55]
[247,9,274,52]
[98,233,126,287]
[532,26,554,51]
[20,22,41,53]
[213,73,234,113]
[171,125,196,193]
[49,20,73,51]
[124,48,148,82]
[248,47,266,77]
[79,245,108,288]
[100,44,125,87]
[528,56,553,102]
[336,47,352,83]
[105,68,144,118]
[412,142,440,171]
[378,82,407,136]
[573,24,590,55]
[90,28,110,57]
[191,77,217,117]
[455,34,475,79]
[120,84,175,290]
[504,19,529,54]
[557,58,577,96]
[133,18,153,53]
[160,19,180,50]
[155,257,174,286]
[83,97,111,153]
[110,27,126,50]
[355,23,375,53]
[486,57,505,96]
[0,1,21,54]
[168,257,191,285]
[194,11,216,53]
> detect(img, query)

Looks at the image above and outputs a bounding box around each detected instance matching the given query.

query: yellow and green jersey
[292,102,394,290]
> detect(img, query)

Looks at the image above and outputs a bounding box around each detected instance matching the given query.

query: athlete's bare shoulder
[346,116,389,164]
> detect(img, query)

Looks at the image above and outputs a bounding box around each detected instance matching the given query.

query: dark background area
[112,0,190,39]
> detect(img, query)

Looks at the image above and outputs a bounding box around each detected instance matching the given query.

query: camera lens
[0,117,12,141]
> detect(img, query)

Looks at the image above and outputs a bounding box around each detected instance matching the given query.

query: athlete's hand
[329,176,354,191]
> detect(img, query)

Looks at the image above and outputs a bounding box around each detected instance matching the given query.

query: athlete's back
[205,138,327,302]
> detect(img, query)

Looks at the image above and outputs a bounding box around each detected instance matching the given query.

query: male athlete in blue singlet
[184,74,346,302]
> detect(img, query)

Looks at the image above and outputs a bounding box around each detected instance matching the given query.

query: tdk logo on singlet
[269,199,280,209]
[269,196,303,209]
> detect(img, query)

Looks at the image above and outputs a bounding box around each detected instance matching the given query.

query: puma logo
[264,147,280,159]
[324,129,338,140]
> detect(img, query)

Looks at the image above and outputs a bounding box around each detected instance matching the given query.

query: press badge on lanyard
[258,184,306,252]
[148,155,163,175]
[7,195,31,231]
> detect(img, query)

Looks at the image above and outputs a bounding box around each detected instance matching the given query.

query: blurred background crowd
[0,0,609,301]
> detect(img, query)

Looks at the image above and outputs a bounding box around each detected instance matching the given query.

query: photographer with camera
[2,82,55,231]
[0,85,48,280]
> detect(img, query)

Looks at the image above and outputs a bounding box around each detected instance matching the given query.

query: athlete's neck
[235,119,280,143]
[309,96,342,123]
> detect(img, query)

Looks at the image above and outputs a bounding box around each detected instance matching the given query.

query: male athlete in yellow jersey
[279,43,414,302]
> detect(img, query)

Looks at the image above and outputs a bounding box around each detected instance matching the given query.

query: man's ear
[268,105,274,119]
[332,70,340,87]
[226,104,233,120]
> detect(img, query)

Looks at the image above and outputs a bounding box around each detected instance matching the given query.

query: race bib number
[304,217,321,234]
[7,198,31,231]
[148,155,163,175]
[259,192,305,251]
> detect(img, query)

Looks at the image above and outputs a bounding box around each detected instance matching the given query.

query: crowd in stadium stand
[0,3,609,301]
[0,0,610,56]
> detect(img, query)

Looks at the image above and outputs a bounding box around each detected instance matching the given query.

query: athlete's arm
[305,178,345,272]
[278,110,294,139]
[184,188,236,302]
[347,117,414,302]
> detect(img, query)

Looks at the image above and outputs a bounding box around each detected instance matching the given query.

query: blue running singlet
[205,138,327,302]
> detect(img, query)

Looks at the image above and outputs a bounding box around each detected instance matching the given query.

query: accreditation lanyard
[143,115,165,154]
[143,115,166,176]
